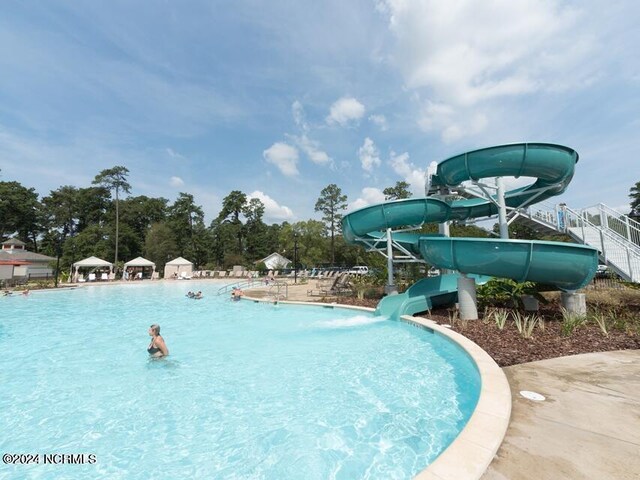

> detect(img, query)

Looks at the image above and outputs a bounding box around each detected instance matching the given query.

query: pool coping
[243,296,511,480]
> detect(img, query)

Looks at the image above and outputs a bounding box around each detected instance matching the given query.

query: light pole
[293,233,298,284]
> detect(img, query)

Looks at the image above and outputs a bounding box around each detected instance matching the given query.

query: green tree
[75,186,111,232]
[383,181,412,200]
[145,222,179,274]
[630,181,640,220]
[167,193,207,266]
[314,184,347,265]
[92,166,131,267]
[217,190,248,253]
[119,195,168,243]
[0,181,42,248]
[41,186,79,238]
[243,198,268,261]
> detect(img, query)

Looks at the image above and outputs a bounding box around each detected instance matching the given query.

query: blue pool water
[0,282,480,479]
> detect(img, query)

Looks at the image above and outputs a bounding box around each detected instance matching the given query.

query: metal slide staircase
[512,201,640,283]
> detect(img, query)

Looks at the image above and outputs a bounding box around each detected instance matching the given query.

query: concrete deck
[482,350,640,480]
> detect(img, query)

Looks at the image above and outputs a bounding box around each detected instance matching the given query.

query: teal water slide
[342,143,599,319]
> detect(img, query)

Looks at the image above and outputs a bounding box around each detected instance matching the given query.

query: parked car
[348,266,369,275]
[595,264,609,278]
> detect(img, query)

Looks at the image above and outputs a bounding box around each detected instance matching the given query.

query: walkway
[481,350,640,480]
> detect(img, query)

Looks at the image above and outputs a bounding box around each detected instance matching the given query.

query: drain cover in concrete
[520,390,545,401]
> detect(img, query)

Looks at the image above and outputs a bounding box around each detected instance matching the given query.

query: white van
[348,266,369,275]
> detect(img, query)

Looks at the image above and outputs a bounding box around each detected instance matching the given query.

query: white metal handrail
[563,207,639,281]
[520,200,561,229]
[579,203,640,249]
[216,278,263,296]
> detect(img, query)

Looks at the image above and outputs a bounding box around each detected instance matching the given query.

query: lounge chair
[77,274,86,283]
[101,273,109,281]
[307,273,344,297]
[179,271,192,280]
[218,271,227,278]
[88,273,96,282]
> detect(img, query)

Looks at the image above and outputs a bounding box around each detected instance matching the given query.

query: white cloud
[381,0,590,104]
[378,0,595,141]
[389,151,425,196]
[248,190,295,221]
[295,134,333,166]
[326,97,366,126]
[166,148,186,160]
[287,101,333,167]
[418,100,488,143]
[169,176,184,187]
[369,114,388,131]
[263,142,299,176]
[358,137,381,172]
[348,187,386,211]
[291,100,309,132]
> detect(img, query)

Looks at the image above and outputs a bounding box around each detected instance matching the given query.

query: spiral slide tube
[342,143,599,319]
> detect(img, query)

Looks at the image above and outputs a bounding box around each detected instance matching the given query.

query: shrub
[477,278,548,309]
[589,307,609,337]
[560,308,586,336]
[511,311,539,339]
[492,309,509,330]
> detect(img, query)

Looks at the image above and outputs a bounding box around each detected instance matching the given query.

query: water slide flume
[341,143,599,319]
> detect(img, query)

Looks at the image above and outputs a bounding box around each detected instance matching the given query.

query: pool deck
[246,281,640,480]
[481,349,640,480]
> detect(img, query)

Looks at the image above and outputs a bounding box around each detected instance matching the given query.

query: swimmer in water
[147,324,169,357]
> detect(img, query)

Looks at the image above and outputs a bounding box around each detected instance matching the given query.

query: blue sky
[0,0,638,224]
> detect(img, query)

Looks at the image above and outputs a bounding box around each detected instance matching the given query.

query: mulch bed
[321,297,640,367]
[422,308,640,367]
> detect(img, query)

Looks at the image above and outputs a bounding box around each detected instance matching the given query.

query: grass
[560,307,587,337]
[589,307,610,337]
[492,309,509,330]
[511,311,540,339]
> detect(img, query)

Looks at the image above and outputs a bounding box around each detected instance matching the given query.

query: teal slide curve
[341,143,599,319]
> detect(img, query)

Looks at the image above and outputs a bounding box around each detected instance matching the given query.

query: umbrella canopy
[165,256,193,266]
[164,257,194,279]
[123,256,156,268]
[73,256,113,268]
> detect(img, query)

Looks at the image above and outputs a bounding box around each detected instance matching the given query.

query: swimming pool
[0,282,480,479]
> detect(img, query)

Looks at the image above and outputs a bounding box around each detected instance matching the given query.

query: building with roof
[0,238,55,279]
[255,252,291,270]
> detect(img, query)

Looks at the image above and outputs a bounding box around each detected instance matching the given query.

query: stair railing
[579,203,640,249]
[216,278,263,296]
[563,207,639,281]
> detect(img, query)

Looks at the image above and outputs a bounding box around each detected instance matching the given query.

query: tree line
[0,167,408,274]
[6,165,633,275]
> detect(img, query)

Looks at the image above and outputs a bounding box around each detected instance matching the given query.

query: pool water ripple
[0,282,479,479]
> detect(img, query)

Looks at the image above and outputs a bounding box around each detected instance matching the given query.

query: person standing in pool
[147,324,169,357]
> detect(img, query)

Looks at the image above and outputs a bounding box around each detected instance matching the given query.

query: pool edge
[401,314,511,480]
[242,296,511,480]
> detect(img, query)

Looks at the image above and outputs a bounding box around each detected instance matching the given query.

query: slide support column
[384,228,398,295]
[561,291,587,315]
[497,177,509,239]
[439,221,451,274]
[458,274,478,320]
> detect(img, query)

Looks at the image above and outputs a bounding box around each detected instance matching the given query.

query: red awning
[0,260,31,266]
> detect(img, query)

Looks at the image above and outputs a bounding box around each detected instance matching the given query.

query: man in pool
[147,324,169,357]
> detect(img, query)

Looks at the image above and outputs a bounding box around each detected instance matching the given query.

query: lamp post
[293,233,298,284]
[54,232,63,288]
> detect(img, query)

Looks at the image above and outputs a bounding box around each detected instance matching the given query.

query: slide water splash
[316,315,388,329]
